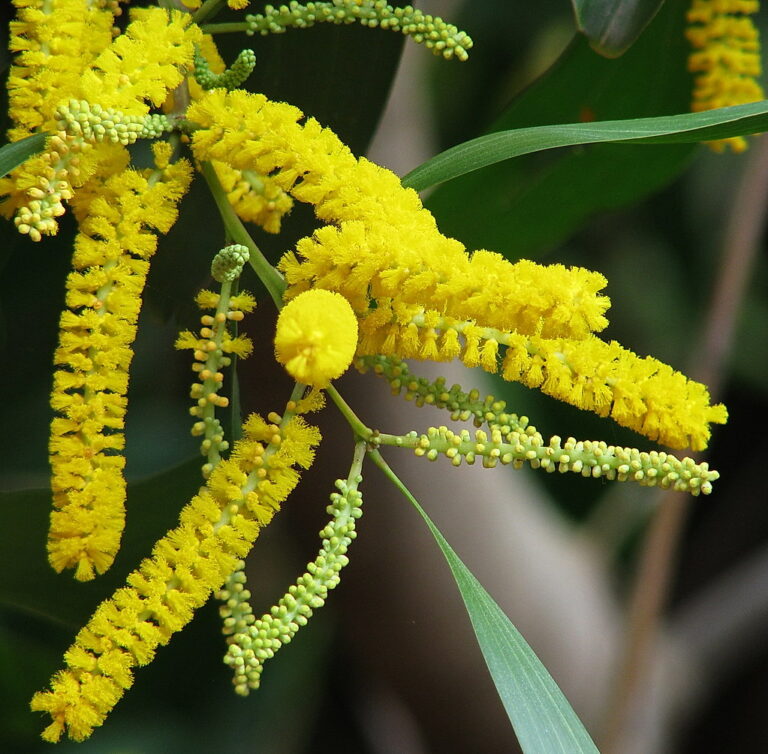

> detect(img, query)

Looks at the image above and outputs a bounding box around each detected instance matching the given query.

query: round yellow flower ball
[274,289,359,387]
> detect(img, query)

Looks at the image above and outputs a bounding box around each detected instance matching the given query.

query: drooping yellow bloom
[356,302,726,451]
[213,161,294,233]
[187,89,727,451]
[687,0,764,151]
[6,0,117,141]
[1,6,201,240]
[32,409,321,742]
[275,289,359,387]
[48,144,192,581]
[186,89,611,341]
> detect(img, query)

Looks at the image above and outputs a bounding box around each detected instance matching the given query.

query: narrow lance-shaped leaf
[370,451,599,754]
[0,132,48,178]
[403,100,768,192]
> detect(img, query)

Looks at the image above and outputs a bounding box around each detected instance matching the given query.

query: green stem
[348,439,368,484]
[201,22,247,34]
[192,0,228,25]
[326,385,373,442]
[200,161,285,309]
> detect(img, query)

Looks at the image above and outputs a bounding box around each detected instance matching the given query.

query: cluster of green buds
[245,1,473,60]
[176,245,256,478]
[378,424,718,495]
[218,560,256,639]
[211,242,250,283]
[357,354,522,431]
[223,473,363,695]
[13,131,75,241]
[361,355,719,495]
[55,100,174,145]
[193,47,257,91]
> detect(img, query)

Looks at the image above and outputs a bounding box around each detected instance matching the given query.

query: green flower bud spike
[211,243,250,283]
[357,354,525,433]
[222,442,366,695]
[194,47,257,91]
[361,355,719,496]
[175,279,256,478]
[56,100,174,145]
[218,560,256,638]
[244,1,473,61]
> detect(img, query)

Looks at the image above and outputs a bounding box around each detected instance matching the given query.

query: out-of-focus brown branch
[600,132,768,754]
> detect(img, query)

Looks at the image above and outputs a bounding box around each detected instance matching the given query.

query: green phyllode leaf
[571,0,666,57]
[404,99,768,192]
[372,452,599,754]
[424,3,692,260]
[0,132,48,178]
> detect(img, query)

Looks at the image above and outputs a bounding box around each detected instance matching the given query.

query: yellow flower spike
[356,305,726,451]
[6,0,116,141]
[686,0,764,152]
[48,155,192,581]
[274,289,359,387]
[187,90,610,341]
[32,406,321,743]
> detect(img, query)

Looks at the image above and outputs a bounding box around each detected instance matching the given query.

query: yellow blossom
[1,6,202,240]
[6,0,116,141]
[686,0,764,151]
[274,289,359,387]
[32,409,321,742]
[187,89,611,340]
[356,303,727,451]
[49,148,193,581]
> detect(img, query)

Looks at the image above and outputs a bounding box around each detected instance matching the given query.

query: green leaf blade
[572,0,666,57]
[0,133,48,178]
[403,100,768,192]
[372,452,599,754]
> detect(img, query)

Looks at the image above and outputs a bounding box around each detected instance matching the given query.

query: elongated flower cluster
[224,474,363,694]
[187,90,610,339]
[32,408,321,742]
[244,1,473,60]
[187,89,726,450]
[49,146,193,582]
[176,286,256,477]
[395,425,719,496]
[686,0,764,151]
[360,356,720,495]
[1,6,201,239]
[358,311,726,450]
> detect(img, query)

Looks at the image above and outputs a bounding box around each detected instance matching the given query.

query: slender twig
[201,22,246,34]
[600,133,768,753]
[200,160,286,308]
[192,0,228,25]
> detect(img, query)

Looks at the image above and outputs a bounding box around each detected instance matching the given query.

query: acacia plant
[1,0,765,751]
